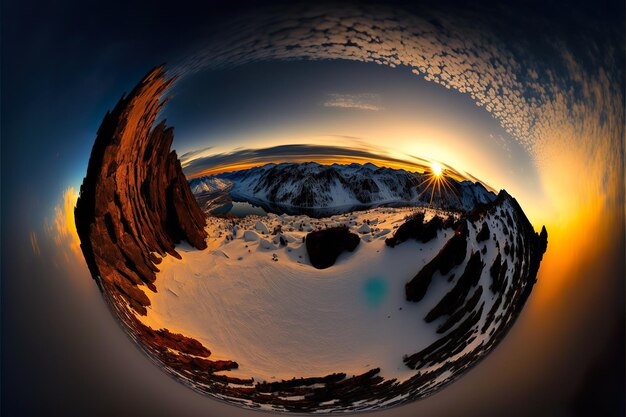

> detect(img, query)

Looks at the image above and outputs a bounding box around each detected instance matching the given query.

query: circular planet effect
[67,2,620,414]
[74,66,547,412]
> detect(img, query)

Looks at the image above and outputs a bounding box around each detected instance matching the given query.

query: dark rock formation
[405,220,468,302]
[404,304,484,369]
[385,214,444,247]
[436,285,483,334]
[422,215,445,242]
[385,212,425,247]
[476,221,490,242]
[403,189,548,378]
[489,253,508,293]
[74,66,207,315]
[539,225,548,254]
[424,251,484,322]
[306,226,360,269]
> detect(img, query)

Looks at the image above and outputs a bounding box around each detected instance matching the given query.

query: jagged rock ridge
[74,66,239,378]
[75,66,207,315]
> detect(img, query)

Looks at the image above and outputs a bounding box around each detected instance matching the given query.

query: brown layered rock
[74,66,207,315]
[106,290,239,376]
[74,65,240,387]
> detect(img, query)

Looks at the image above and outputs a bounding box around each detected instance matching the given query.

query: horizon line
[184,159,496,192]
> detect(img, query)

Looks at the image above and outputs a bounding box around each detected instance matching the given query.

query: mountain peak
[194,161,497,213]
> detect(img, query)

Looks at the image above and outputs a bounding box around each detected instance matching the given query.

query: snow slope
[138,196,527,391]
[188,176,232,195]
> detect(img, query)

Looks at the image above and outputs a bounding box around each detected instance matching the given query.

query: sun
[431,161,443,177]
[417,160,460,206]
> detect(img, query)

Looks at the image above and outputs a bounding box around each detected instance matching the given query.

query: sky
[1,0,624,416]
[167,59,538,198]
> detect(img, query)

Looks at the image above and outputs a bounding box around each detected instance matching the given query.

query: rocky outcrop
[385,213,444,247]
[105,289,240,377]
[305,226,360,269]
[475,221,490,242]
[74,66,242,388]
[424,251,485,323]
[405,220,469,302]
[403,190,548,372]
[74,66,207,315]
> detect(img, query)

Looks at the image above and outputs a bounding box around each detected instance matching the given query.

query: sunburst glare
[418,162,460,206]
[431,161,443,177]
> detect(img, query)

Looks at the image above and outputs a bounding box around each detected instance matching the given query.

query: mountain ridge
[189,161,496,212]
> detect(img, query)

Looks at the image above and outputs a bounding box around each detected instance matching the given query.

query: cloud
[172,3,621,165]
[323,93,382,111]
[182,143,432,178]
[180,145,214,166]
[30,231,41,256]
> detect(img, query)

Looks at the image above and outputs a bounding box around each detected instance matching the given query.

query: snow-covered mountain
[188,176,232,195]
[190,162,495,212]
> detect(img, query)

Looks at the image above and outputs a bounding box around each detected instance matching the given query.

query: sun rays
[417,161,461,206]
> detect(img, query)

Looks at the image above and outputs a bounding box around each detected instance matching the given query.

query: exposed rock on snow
[255,220,270,234]
[375,228,391,237]
[403,191,548,371]
[385,213,444,248]
[405,220,469,302]
[305,227,360,269]
[476,221,491,242]
[259,238,275,250]
[244,230,260,242]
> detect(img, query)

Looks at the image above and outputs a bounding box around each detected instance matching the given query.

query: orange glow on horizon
[186,156,431,177]
[44,186,82,263]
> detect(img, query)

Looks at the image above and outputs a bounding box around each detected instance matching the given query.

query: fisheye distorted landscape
[2,1,624,416]
[73,65,548,412]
